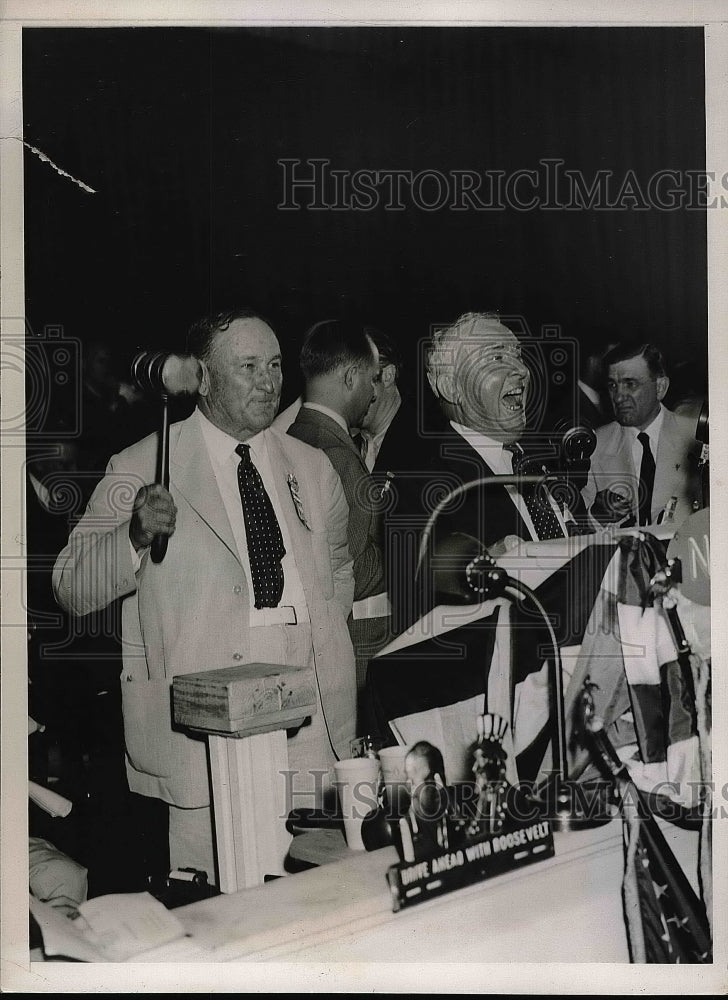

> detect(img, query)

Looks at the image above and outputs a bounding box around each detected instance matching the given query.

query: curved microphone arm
[504,578,568,784]
[415,472,557,577]
[414,472,568,783]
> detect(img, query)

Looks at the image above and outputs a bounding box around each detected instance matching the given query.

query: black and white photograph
[1,1,726,993]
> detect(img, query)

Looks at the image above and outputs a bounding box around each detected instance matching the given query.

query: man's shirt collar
[302,401,349,434]
[624,404,665,444]
[196,406,267,464]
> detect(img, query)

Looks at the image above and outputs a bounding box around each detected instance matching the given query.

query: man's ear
[428,369,457,404]
[656,375,669,402]
[381,363,397,389]
[343,363,358,391]
[197,360,210,397]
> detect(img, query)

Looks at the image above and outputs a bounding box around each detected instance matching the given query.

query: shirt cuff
[129,538,147,573]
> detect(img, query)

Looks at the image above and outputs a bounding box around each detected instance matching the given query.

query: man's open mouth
[502,386,525,412]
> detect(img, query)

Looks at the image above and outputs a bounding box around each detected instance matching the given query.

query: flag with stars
[577,683,712,965]
[622,786,712,963]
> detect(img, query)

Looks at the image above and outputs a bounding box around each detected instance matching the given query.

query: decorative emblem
[287,473,311,530]
[379,471,395,500]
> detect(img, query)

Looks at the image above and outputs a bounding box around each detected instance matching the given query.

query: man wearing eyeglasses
[582,343,703,529]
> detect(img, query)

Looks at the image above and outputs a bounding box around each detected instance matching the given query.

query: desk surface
[138,816,698,964]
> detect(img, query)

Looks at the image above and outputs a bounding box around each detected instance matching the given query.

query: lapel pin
[287,473,312,530]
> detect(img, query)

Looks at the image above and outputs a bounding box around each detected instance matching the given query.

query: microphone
[512,420,596,516]
[512,419,596,476]
[552,417,597,465]
[694,400,709,507]
[130,351,201,563]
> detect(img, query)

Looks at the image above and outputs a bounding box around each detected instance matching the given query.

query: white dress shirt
[627,405,665,479]
[127,409,309,626]
[196,409,308,626]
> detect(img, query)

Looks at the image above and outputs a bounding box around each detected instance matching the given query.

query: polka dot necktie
[235,443,285,608]
[637,431,656,526]
[505,443,565,541]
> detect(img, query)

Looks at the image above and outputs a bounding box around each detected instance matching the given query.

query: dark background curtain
[22,26,707,408]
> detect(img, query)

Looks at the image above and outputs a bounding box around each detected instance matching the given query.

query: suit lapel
[440,427,533,541]
[170,414,239,562]
[653,410,680,513]
[264,429,316,596]
[298,407,367,472]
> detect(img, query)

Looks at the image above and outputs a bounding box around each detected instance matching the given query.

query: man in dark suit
[582,342,703,528]
[288,320,391,724]
[353,328,404,474]
[540,339,615,439]
[387,311,575,631]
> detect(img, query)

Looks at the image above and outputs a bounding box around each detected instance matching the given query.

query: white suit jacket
[53,414,356,807]
[581,408,702,527]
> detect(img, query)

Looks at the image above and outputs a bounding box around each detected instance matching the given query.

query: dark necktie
[351,431,369,464]
[637,431,656,526]
[235,443,285,608]
[505,443,565,541]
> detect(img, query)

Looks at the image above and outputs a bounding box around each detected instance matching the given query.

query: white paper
[77,892,187,962]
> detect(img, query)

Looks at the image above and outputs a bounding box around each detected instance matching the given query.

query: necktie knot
[504,442,563,540]
[235,442,251,463]
[637,432,650,448]
[351,431,369,463]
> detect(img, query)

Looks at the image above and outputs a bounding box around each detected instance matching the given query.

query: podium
[172,662,317,893]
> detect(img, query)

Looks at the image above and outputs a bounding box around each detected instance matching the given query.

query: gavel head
[131,350,202,396]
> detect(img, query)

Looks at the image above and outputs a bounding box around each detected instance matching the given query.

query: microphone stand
[416,473,613,831]
[415,473,550,577]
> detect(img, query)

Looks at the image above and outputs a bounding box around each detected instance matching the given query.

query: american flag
[579,682,712,964]
[621,786,711,963]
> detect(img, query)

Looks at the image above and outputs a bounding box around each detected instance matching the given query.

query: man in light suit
[582,342,703,528]
[53,308,356,882]
[287,321,391,727]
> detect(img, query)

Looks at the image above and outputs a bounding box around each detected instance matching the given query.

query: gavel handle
[151,394,170,564]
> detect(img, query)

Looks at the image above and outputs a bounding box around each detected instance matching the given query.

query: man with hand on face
[287,320,391,725]
[582,342,703,529]
[53,307,356,884]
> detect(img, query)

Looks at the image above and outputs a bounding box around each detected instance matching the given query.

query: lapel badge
[287,473,312,530]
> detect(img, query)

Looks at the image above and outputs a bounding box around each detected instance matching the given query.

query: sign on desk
[387,819,555,912]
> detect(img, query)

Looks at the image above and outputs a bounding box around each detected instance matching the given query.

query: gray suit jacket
[581,408,702,526]
[53,413,356,807]
[288,407,386,602]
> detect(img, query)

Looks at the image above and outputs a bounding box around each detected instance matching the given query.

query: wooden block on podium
[173,661,317,736]
[172,662,317,894]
